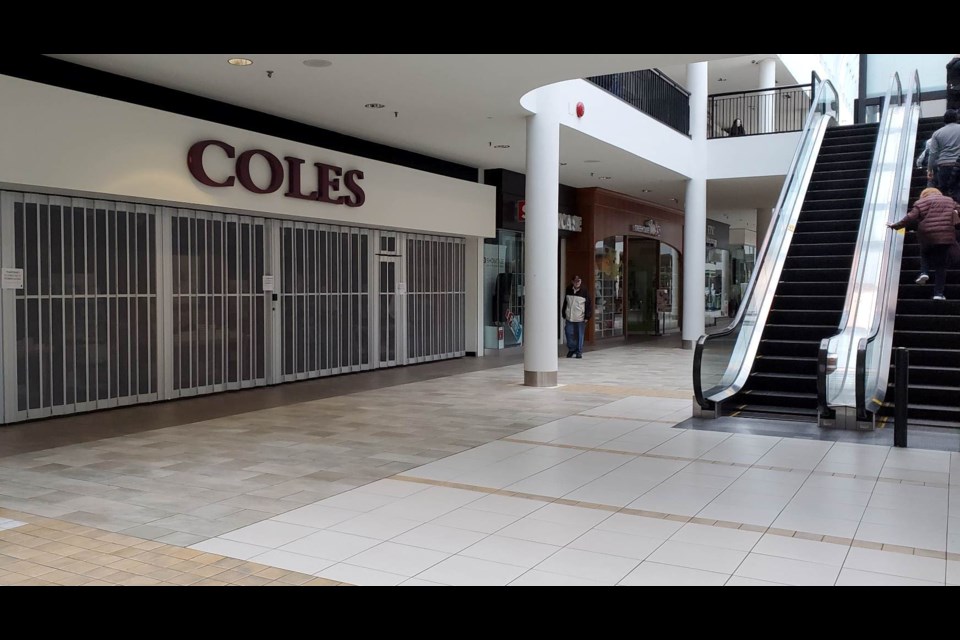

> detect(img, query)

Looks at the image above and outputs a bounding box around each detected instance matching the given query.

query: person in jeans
[927,109,960,203]
[889,187,960,300]
[562,275,592,358]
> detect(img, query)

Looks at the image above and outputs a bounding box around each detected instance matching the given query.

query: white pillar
[523,112,560,386]
[759,58,777,134]
[465,236,483,356]
[683,62,708,350]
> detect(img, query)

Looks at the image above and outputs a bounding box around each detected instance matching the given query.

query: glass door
[377,255,403,367]
[626,237,659,335]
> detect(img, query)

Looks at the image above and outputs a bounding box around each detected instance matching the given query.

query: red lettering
[314,162,346,204]
[283,156,318,200]
[236,149,284,194]
[344,170,366,207]
[187,140,236,187]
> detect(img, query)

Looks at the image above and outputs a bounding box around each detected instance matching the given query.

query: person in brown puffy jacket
[888,187,960,300]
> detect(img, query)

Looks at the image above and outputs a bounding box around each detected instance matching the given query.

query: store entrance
[625,237,659,335]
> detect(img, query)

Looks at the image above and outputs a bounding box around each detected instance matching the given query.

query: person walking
[889,187,960,300]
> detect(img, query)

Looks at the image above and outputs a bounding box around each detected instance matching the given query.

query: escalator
[720,123,879,420]
[879,115,960,426]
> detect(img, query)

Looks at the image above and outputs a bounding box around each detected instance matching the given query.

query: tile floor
[1,343,958,586]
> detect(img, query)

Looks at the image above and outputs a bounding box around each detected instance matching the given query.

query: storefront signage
[517,200,582,231]
[631,219,661,236]
[187,140,365,207]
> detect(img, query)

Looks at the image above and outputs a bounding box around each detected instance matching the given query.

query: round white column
[759,58,777,133]
[683,61,708,350]
[523,112,560,387]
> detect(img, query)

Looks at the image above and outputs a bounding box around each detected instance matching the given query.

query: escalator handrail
[856,69,922,417]
[815,71,905,416]
[694,80,839,409]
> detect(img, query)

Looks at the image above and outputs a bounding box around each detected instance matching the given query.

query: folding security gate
[0,190,467,424]
[0,193,159,422]
[165,209,269,397]
[276,221,371,382]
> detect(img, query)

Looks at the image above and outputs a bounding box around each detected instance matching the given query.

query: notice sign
[1,268,23,289]
[397,282,406,294]
[262,275,275,291]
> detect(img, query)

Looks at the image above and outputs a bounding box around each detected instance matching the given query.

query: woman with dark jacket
[888,187,960,300]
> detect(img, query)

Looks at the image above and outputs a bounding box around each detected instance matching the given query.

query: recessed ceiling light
[598,176,613,180]
[584,160,600,163]
[717,77,727,82]
[559,162,568,166]
[670,197,680,203]
[303,59,332,68]
[228,58,253,66]
[641,189,652,193]
[493,144,510,149]
[365,103,386,109]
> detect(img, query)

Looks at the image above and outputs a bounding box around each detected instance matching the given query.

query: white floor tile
[567,528,664,560]
[273,504,363,529]
[509,569,606,586]
[724,576,787,586]
[835,568,943,586]
[391,523,488,554]
[317,562,407,586]
[328,512,422,540]
[220,520,318,548]
[843,546,946,582]
[417,555,527,586]
[626,483,725,517]
[618,561,728,586]
[495,517,591,547]
[249,549,335,575]
[669,523,762,552]
[947,560,960,585]
[751,534,849,566]
[735,553,841,586]
[400,578,447,586]
[854,521,947,552]
[596,513,684,539]
[646,540,748,574]
[346,541,449,577]
[694,501,782,528]
[465,493,548,517]
[562,479,651,508]
[278,529,381,562]
[460,534,560,568]
[430,507,520,534]
[525,502,614,528]
[771,512,860,539]
[534,547,640,584]
[188,537,272,560]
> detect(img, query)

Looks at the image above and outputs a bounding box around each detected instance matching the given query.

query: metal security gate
[406,234,466,363]
[165,209,268,396]
[0,192,159,422]
[277,221,371,382]
[0,189,467,424]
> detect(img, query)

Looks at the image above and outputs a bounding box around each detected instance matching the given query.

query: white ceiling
[48,54,784,224]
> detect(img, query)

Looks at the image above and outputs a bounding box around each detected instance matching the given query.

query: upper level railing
[708,83,814,139]
[586,69,691,135]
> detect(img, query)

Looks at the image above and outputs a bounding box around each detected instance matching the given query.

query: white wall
[779,54,859,125]
[706,133,800,179]
[0,75,495,239]
[522,80,697,178]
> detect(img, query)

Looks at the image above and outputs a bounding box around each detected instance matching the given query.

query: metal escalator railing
[816,71,919,424]
[857,71,923,419]
[694,80,839,411]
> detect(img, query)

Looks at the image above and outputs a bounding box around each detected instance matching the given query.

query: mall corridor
[0,342,957,586]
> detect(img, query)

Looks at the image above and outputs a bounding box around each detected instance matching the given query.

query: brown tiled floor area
[0,508,344,586]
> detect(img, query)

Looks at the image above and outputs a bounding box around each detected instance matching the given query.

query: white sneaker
[915,273,929,284]
[933,294,946,300]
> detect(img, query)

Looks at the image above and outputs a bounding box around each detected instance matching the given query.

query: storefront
[481,169,579,350]
[569,188,684,344]
[0,74,494,424]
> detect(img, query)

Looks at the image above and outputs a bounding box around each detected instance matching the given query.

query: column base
[682,339,696,350]
[524,370,558,387]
